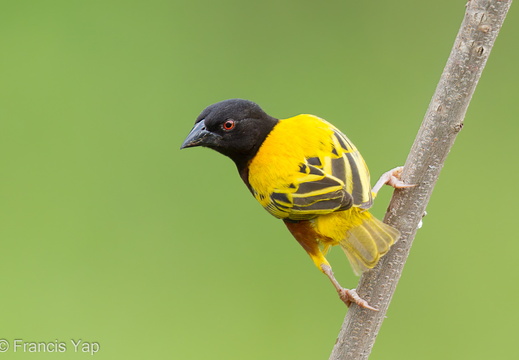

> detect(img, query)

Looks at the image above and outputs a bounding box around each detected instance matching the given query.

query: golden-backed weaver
[181,99,412,309]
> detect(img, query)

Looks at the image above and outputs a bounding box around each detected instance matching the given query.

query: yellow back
[248,114,373,220]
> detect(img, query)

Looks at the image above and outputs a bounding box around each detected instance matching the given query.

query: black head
[181,99,278,169]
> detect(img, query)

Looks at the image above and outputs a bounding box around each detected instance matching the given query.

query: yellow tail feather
[312,208,400,275]
[340,214,399,275]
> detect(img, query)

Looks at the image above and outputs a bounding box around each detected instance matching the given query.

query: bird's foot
[372,166,416,197]
[320,264,378,311]
[338,288,379,311]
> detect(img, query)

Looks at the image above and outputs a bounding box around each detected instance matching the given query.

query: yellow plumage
[248,114,399,275]
[248,115,337,207]
[313,209,399,275]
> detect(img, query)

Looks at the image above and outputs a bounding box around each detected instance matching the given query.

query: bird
[180,99,412,310]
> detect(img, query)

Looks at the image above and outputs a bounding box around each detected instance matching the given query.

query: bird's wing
[261,128,373,220]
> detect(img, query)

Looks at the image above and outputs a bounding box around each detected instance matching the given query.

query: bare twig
[329,1,512,359]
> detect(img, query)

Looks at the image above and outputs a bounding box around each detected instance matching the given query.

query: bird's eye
[222,120,235,131]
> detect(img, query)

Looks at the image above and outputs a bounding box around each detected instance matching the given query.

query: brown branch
[329,1,512,359]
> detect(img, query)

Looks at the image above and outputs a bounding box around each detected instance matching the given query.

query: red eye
[223,120,235,131]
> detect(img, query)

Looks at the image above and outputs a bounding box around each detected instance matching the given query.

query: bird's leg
[284,220,378,311]
[372,166,416,198]
[321,264,378,311]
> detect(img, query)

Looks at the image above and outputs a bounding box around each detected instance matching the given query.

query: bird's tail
[338,211,399,275]
[312,208,400,275]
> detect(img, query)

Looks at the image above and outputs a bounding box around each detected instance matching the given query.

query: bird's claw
[372,166,416,197]
[384,166,416,189]
[338,288,379,311]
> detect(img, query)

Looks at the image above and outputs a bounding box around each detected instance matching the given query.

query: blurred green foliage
[0,0,517,359]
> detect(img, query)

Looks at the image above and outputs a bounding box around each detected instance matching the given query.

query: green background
[1,0,517,359]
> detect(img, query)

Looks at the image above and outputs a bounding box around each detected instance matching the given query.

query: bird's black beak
[180,120,219,149]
